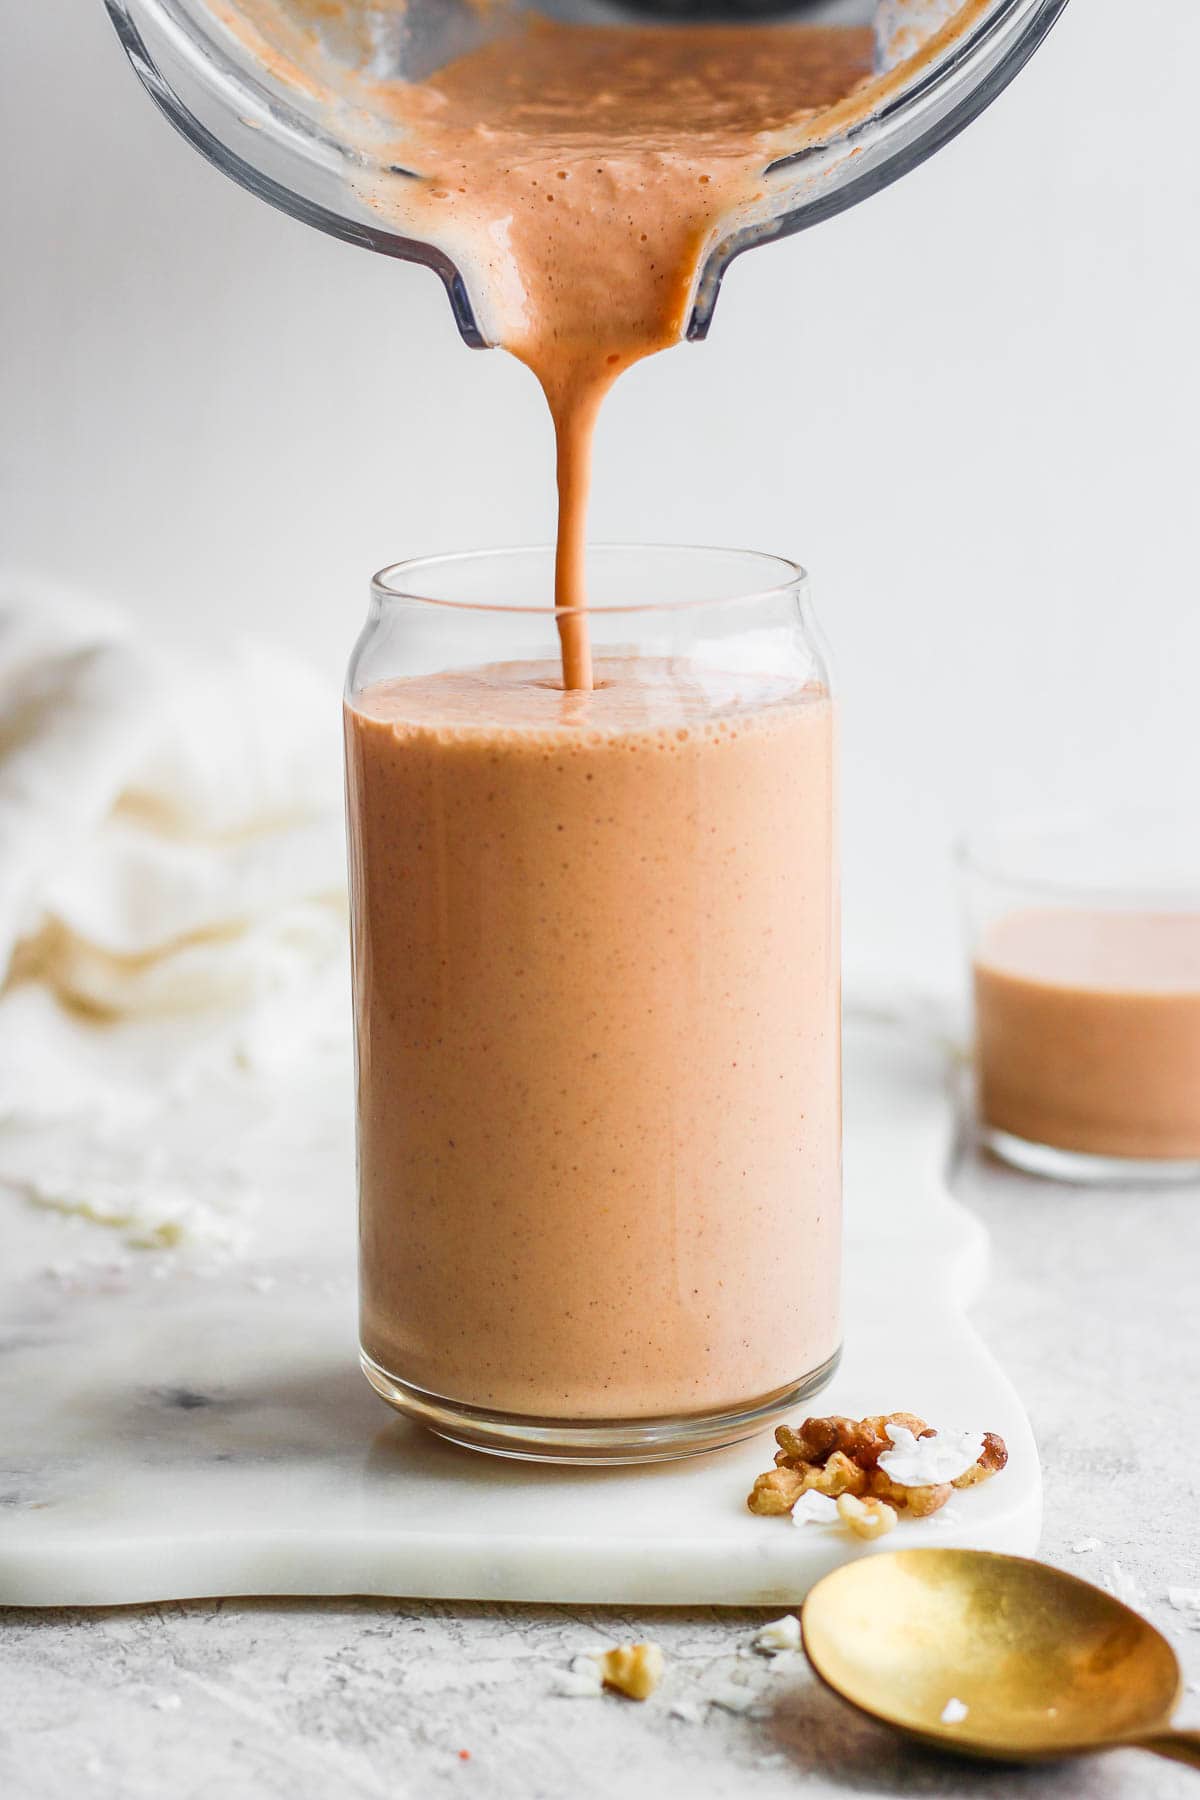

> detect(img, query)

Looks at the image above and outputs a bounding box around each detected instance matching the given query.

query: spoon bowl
[802,1549,1200,1770]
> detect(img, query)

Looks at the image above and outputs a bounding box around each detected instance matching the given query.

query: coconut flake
[707,1684,759,1715]
[550,1666,603,1699]
[940,1697,969,1725]
[1107,1563,1143,1608]
[877,1424,983,1488]
[791,1491,840,1527]
[1167,1588,1200,1629]
[1071,1537,1103,1555]
[754,1615,801,1654]
[549,1655,605,1698]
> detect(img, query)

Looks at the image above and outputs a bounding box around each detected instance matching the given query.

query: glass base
[360,1346,843,1465]
[984,1126,1200,1188]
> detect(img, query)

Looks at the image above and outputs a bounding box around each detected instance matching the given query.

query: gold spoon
[801,1548,1200,1771]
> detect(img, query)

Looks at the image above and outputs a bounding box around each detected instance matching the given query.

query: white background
[3,0,1197,991]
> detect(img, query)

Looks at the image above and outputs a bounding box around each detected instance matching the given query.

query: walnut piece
[859,1413,931,1464]
[837,1494,898,1540]
[775,1415,864,1466]
[749,1413,1007,1524]
[868,1466,952,1518]
[952,1430,1009,1489]
[747,1466,806,1515]
[598,1643,664,1701]
[776,1412,930,1473]
[797,1450,868,1500]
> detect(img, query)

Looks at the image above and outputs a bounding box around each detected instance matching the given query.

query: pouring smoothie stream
[204,0,1000,688]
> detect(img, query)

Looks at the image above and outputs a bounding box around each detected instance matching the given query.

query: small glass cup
[960,812,1200,1185]
[344,545,841,1462]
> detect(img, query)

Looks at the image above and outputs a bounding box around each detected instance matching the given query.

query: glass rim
[956,809,1200,907]
[370,544,808,618]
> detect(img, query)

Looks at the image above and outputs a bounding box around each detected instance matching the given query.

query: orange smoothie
[345,658,840,1419]
[975,910,1200,1161]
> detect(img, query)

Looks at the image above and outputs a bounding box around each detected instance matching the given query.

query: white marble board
[0,1015,1040,1607]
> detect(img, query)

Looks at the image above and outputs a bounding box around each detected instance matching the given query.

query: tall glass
[344,546,841,1462]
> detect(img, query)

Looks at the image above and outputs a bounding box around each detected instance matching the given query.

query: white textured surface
[0,1017,1038,1607]
[2,1040,1198,1796]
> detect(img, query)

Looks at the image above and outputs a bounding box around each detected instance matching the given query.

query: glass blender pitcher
[103,0,1069,344]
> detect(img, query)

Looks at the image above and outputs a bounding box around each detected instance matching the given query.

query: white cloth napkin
[0,581,350,1252]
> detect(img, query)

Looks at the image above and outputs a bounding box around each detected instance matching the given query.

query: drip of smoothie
[345,659,840,1417]
[974,910,1200,1161]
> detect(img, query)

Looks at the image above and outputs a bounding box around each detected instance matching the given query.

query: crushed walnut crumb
[597,1642,665,1701]
[837,1493,898,1540]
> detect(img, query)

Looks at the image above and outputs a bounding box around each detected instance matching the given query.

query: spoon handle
[1136,1730,1200,1770]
